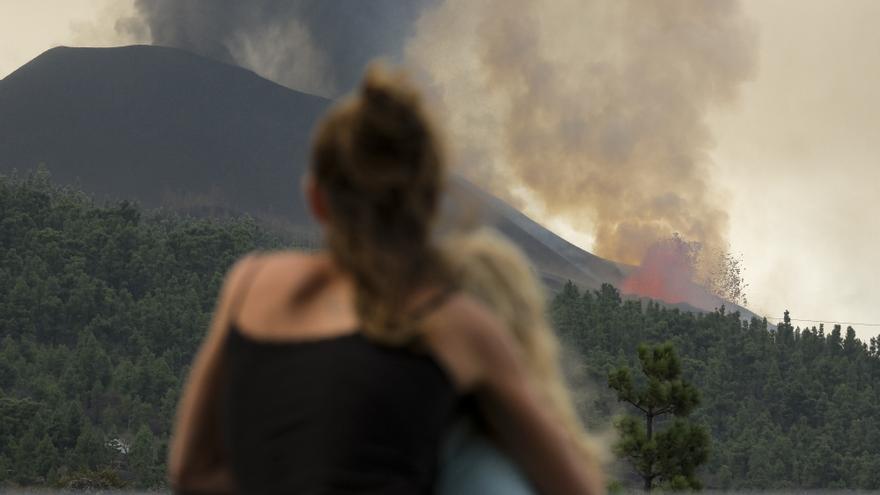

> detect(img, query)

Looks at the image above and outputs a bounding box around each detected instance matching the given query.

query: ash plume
[406,0,758,268]
[119,0,757,306]
[122,0,433,97]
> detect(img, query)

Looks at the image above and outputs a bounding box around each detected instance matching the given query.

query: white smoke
[226,16,336,97]
[406,0,758,264]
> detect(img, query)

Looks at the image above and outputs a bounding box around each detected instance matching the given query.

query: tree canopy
[0,170,293,488]
[2,172,879,489]
[552,281,880,490]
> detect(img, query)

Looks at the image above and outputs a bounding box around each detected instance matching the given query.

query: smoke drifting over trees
[407,0,758,267]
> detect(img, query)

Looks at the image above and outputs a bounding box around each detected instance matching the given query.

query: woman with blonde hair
[167,64,603,495]
[438,227,605,494]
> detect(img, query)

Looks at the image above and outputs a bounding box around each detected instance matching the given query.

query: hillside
[551,282,880,489]
[0,45,327,233]
[447,178,628,290]
[0,45,626,292]
[2,173,878,489]
[0,172,290,487]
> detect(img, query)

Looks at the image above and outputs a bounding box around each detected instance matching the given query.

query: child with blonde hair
[438,227,606,494]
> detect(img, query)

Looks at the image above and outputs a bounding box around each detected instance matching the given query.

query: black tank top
[221,259,460,494]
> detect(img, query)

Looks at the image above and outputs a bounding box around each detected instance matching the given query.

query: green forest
[0,170,292,488]
[1,171,879,490]
[552,283,880,489]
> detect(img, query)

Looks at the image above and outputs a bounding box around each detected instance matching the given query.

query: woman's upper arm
[167,254,258,491]
[460,304,604,495]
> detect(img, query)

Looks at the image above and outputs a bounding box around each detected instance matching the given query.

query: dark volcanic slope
[447,179,626,291]
[0,45,633,292]
[0,45,329,226]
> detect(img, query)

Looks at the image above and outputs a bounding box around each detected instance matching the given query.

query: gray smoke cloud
[122,0,433,97]
[407,0,758,265]
[122,0,757,270]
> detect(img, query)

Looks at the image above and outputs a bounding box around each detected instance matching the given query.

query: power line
[764,316,880,327]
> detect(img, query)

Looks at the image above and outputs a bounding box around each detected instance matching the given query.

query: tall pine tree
[608,342,710,490]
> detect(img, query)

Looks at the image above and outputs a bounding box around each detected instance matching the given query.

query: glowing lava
[621,235,722,311]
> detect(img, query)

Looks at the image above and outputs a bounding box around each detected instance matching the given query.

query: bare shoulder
[427,293,508,344]
[232,250,326,284]
[420,292,522,392]
[249,250,323,272]
[218,253,261,301]
[220,251,325,304]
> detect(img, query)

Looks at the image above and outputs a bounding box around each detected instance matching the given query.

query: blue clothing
[437,418,537,495]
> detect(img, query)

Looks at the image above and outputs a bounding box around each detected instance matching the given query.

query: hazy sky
[709,0,880,338]
[1,0,877,339]
[0,1,141,78]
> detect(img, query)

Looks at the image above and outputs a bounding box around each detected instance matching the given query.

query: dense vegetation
[2,171,879,489]
[551,282,880,490]
[0,170,294,488]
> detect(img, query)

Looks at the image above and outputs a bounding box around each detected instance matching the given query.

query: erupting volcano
[622,236,696,303]
[621,234,746,312]
[8,0,758,317]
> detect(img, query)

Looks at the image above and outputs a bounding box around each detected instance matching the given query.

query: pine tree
[72,423,110,470]
[608,342,710,490]
[129,424,158,487]
[551,281,582,340]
